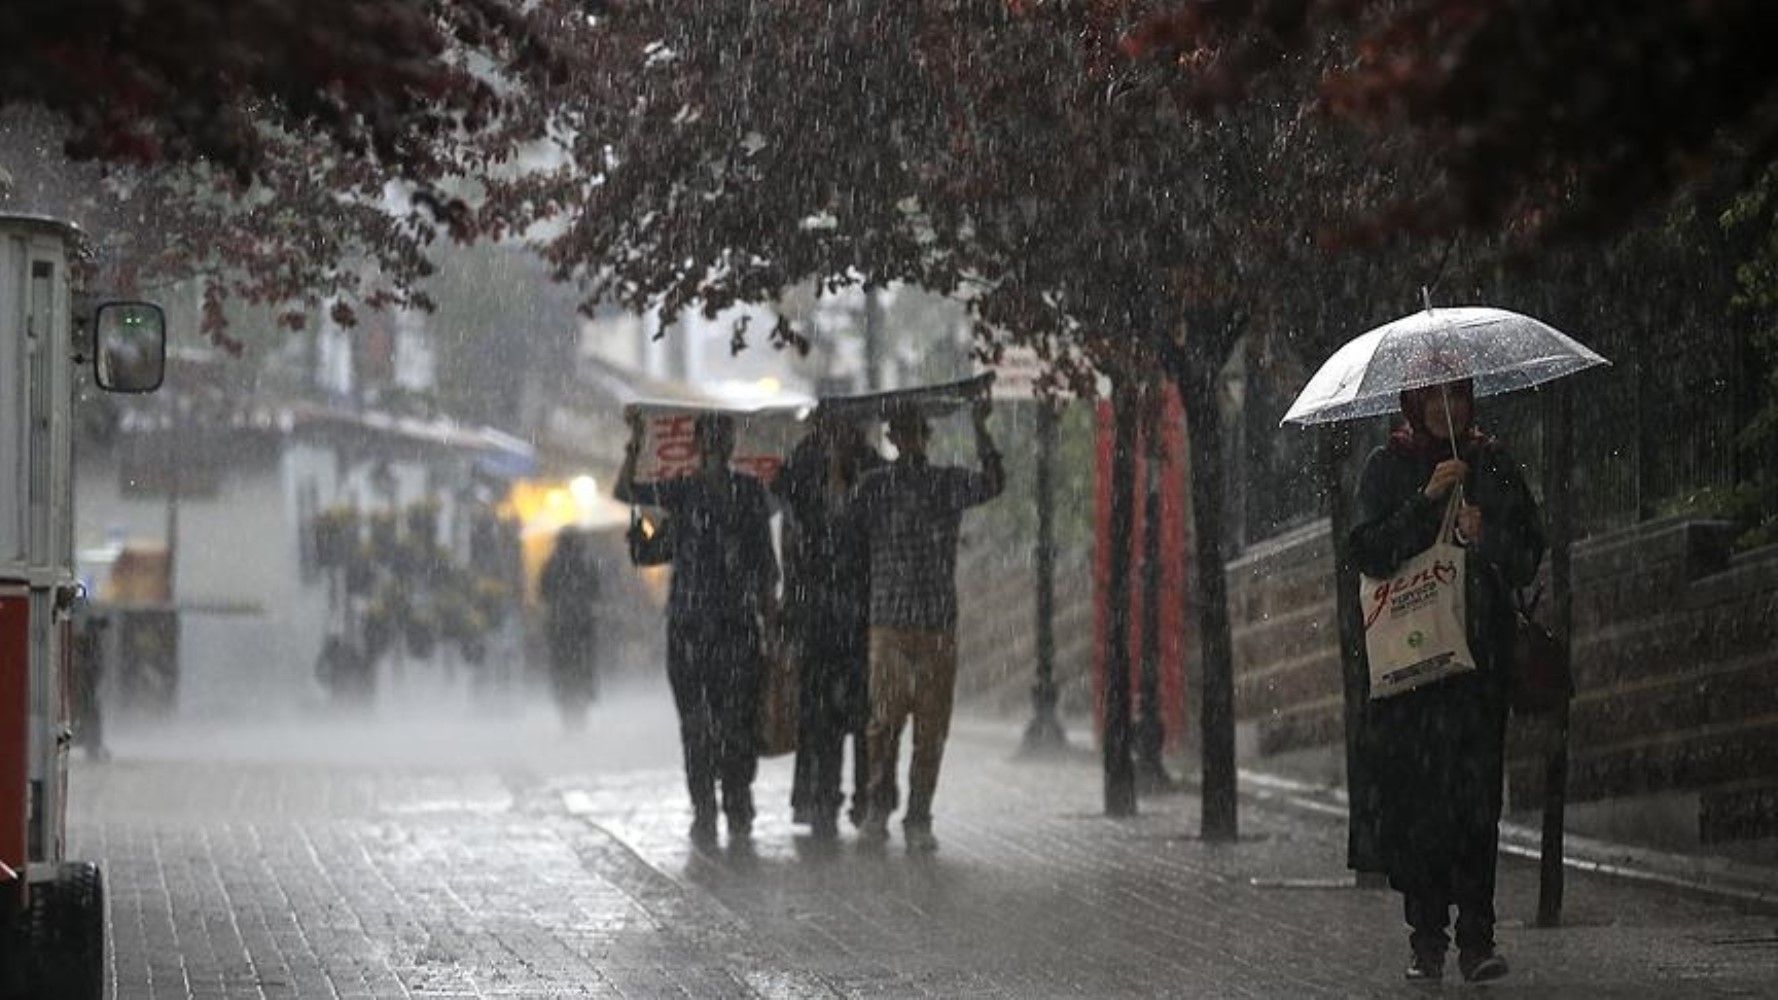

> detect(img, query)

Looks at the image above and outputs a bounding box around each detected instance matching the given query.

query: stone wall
[955,542,1098,721]
[1226,520,1345,758]
[1225,515,1778,848]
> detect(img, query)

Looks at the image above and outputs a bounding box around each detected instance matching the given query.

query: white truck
[0,214,165,999]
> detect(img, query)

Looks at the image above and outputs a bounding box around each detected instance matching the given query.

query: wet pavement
[70,678,1777,999]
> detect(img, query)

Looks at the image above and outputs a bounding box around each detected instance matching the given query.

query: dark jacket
[541,534,600,638]
[1348,437,1545,887]
[627,468,778,626]
[773,435,882,635]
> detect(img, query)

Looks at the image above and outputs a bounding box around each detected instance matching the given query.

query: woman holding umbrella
[1350,376,1545,983]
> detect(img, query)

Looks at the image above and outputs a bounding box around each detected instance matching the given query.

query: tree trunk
[1021,398,1067,753]
[1177,366,1238,841]
[1538,381,1575,926]
[1136,392,1172,790]
[1103,379,1139,816]
[1324,423,1384,873]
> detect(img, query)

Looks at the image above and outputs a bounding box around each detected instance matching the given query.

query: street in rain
[4,5,1778,999]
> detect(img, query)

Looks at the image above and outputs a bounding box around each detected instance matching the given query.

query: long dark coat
[1349,436,1544,890]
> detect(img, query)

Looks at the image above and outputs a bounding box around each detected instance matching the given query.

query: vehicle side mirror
[93,302,166,393]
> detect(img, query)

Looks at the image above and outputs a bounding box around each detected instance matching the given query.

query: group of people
[589,373,1539,982]
[613,397,1003,852]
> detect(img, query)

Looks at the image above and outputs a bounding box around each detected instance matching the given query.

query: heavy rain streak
[2,3,1777,998]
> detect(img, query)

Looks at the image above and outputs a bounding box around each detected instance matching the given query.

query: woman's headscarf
[1388,378,1495,461]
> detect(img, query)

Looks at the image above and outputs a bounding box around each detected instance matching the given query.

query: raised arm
[954,396,1006,508]
[613,411,669,507]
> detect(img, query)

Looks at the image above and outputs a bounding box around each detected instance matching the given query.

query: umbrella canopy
[1281,307,1609,427]
[811,373,995,422]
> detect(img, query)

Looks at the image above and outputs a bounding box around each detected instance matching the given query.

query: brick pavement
[67,683,1777,999]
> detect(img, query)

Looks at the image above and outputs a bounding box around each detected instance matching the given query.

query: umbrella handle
[1438,382,1465,468]
[1440,380,1467,526]
[1437,491,1464,545]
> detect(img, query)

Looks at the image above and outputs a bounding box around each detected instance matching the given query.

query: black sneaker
[810,813,840,841]
[1459,950,1508,983]
[689,816,718,849]
[1405,951,1445,982]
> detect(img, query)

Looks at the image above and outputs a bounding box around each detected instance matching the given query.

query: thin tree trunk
[1021,397,1067,753]
[1103,379,1139,816]
[1136,389,1172,790]
[1177,366,1237,842]
[1324,422,1383,874]
[1538,381,1575,926]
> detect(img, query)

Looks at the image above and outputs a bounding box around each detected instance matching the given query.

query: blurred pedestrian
[773,411,888,840]
[540,528,601,730]
[71,604,109,761]
[847,397,1003,853]
[1350,378,1544,984]
[616,412,779,847]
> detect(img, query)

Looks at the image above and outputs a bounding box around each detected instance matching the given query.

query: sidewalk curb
[1237,768,1778,916]
[954,714,1778,915]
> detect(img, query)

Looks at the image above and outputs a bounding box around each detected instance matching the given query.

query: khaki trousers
[865,626,957,827]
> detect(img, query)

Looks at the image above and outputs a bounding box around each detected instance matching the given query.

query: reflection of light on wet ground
[383,795,514,815]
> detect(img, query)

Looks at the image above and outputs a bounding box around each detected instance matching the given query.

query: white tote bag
[1360,494,1476,699]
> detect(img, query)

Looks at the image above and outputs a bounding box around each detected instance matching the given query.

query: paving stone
[67,689,1778,999]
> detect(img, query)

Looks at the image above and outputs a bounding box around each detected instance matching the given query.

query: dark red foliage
[1129,0,1778,241]
[3,0,477,181]
[3,0,595,341]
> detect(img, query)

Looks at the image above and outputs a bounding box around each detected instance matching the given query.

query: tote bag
[1361,495,1476,699]
[1510,584,1573,715]
[756,629,798,757]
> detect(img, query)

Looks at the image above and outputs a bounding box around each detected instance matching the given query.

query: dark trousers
[667,615,761,826]
[793,730,881,819]
[1374,671,1509,959]
[1398,839,1500,957]
[790,616,891,823]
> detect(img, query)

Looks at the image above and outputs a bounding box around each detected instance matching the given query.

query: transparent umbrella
[1280,305,1610,428]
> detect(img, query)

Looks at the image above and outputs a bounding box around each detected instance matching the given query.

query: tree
[504,1,1433,838]
[0,0,565,184]
[1127,1,1778,244]
[1,0,598,343]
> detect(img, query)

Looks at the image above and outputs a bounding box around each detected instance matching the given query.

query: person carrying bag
[1349,378,1545,985]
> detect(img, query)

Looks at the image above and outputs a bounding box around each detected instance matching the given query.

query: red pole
[0,585,31,876]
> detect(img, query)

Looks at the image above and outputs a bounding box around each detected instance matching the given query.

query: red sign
[625,403,803,487]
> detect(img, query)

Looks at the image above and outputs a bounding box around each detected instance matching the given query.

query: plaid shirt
[848,453,1004,630]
